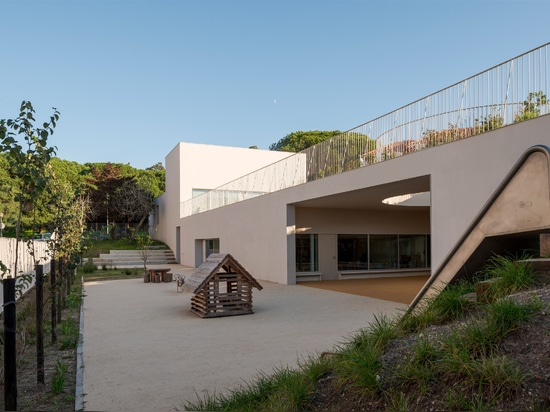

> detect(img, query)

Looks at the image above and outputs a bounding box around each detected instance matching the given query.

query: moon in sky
[273,99,277,104]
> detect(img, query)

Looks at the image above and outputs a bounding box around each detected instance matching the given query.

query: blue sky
[2,0,549,169]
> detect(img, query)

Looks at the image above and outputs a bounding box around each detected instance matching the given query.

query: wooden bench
[146,268,172,283]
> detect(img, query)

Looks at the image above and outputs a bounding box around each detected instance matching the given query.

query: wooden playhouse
[183,253,263,318]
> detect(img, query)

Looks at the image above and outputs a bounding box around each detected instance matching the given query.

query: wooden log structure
[184,253,262,318]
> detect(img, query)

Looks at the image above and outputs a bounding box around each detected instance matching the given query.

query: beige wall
[155,142,293,259]
[173,142,294,202]
[157,115,550,284]
[295,207,429,234]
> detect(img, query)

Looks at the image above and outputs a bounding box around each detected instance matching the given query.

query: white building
[154,44,550,306]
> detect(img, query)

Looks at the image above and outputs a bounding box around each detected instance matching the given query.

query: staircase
[88,248,177,268]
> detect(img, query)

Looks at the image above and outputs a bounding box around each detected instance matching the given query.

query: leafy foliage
[0,101,59,275]
[84,162,164,235]
[0,102,58,220]
[475,109,504,132]
[269,130,342,152]
[514,91,548,122]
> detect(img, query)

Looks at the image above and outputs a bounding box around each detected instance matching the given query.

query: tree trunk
[36,264,45,384]
[130,213,148,240]
[51,259,57,344]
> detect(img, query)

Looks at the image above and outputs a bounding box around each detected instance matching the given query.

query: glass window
[369,235,398,270]
[336,234,430,272]
[205,238,219,257]
[338,235,368,270]
[192,189,210,197]
[399,235,428,268]
[296,234,318,272]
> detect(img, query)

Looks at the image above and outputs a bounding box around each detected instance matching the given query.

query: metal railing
[182,43,549,217]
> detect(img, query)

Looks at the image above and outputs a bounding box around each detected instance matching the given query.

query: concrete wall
[427,116,550,271]
[295,207,429,234]
[157,115,550,284]
[172,142,294,202]
[176,190,290,282]
[155,142,293,258]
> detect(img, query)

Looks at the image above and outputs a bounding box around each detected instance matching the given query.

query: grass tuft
[51,359,68,394]
[428,280,476,323]
[480,252,535,298]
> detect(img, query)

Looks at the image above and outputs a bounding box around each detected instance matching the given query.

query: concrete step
[86,249,177,267]
[98,251,174,259]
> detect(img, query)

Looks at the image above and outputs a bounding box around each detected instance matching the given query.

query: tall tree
[112,178,154,238]
[269,130,342,152]
[83,162,164,236]
[85,162,130,224]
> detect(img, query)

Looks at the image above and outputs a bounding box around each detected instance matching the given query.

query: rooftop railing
[182,42,549,217]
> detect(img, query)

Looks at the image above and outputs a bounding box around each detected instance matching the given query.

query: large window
[399,235,428,268]
[296,234,318,272]
[338,234,430,271]
[337,234,368,270]
[370,235,398,270]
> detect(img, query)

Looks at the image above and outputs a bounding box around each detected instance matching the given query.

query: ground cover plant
[81,266,144,282]
[182,255,550,411]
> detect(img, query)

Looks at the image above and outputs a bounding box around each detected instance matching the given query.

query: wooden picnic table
[147,268,172,283]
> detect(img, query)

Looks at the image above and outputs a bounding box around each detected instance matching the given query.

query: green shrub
[59,317,79,350]
[82,259,97,274]
[66,294,81,310]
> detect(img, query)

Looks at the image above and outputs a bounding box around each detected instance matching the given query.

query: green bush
[82,259,97,274]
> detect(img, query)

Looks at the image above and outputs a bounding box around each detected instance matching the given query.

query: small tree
[514,91,548,122]
[0,101,58,274]
[0,100,59,411]
[137,233,153,274]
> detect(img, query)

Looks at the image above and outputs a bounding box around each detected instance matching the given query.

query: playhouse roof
[184,253,263,294]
